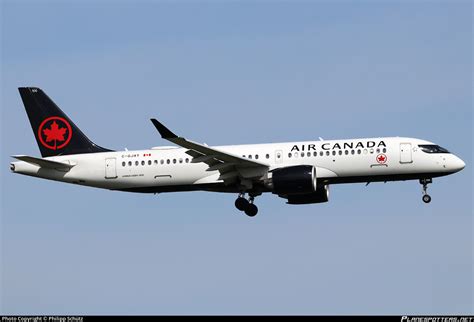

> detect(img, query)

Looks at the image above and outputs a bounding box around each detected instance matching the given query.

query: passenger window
[255,155,259,159]
[320,151,324,156]
[122,161,126,167]
[351,150,355,155]
[167,159,170,164]
[294,152,299,158]
[301,152,305,157]
[277,153,281,159]
[376,148,380,153]
[332,151,336,156]
[338,150,342,155]
[345,150,349,155]
[173,159,176,164]
[364,149,368,154]
[148,160,152,165]
[383,148,387,153]
[128,161,132,166]
[160,160,164,165]
[248,155,252,159]
[266,154,270,159]
[141,160,145,166]
[370,149,374,154]
[135,161,139,166]
[185,158,190,163]
[288,153,292,158]
[314,151,317,157]
[179,158,183,163]
[357,149,361,154]
[307,152,311,157]
[154,160,158,165]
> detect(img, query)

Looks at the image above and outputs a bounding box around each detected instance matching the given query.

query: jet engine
[268,165,317,195]
[266,165,330,205]
[285,185,330,204]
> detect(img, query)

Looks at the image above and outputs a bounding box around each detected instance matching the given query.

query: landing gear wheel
[235,197,249,211]
[235,193,259,216]
[419,178,433,204]
[422,194,432,204]
[244,203,258,217]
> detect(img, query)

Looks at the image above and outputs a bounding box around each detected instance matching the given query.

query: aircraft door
[105,158,118,179]
[399,143,413,164]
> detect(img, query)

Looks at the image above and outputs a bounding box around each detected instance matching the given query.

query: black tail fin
[18,87,112,157]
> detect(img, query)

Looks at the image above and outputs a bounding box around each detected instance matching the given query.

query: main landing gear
[420,178,432,204]
[235,193,258,217]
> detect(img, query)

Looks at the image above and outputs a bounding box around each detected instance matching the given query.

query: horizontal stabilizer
[12,155,75,171]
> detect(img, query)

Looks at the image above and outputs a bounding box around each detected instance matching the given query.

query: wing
[150,119,269,185]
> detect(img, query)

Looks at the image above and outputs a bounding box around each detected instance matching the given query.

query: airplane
[10,87,465,217]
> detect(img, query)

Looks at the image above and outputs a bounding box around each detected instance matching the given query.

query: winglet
[150,118,178,139]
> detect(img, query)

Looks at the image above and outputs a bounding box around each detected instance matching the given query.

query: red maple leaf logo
[38,117,72,150]
[376,154,387,164]
[43,121,67,143]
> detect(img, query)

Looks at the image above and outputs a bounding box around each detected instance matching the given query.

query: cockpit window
[418,144,450,154]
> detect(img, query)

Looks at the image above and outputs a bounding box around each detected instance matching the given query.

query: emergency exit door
[105,158,117,179]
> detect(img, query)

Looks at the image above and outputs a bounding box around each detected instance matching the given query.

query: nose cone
[450,155,465,173]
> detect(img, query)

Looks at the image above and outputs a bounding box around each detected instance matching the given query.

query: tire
[244,204,258,217]
[422,194,432,204]
[235,197,249,211]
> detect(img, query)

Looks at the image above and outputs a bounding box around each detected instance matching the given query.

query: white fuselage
[11,137,465,194]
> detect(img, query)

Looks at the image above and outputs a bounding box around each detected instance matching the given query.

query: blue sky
[1,0,472,315]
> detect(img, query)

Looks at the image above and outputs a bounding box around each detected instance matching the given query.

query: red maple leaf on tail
[43,121,67,149]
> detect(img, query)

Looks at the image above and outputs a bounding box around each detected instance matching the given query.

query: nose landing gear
[420,178,432,203]
[422,194,432,203]
[235,193,259,217]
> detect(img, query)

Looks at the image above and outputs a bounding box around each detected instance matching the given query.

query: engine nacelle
[286,185,330,204]
[269,165,317,195]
